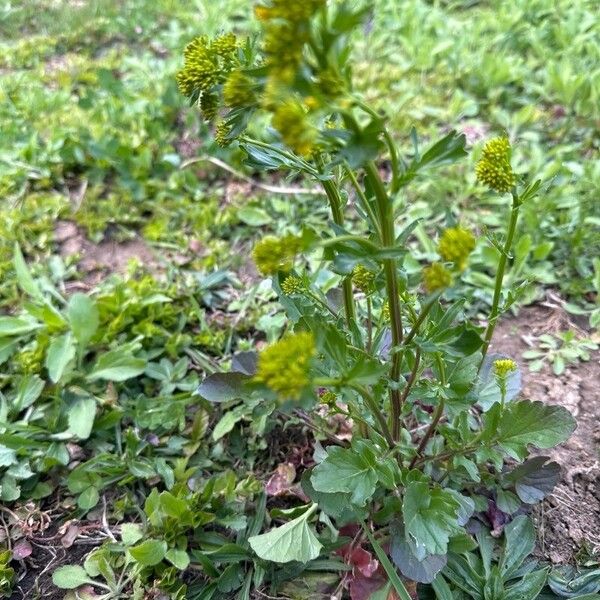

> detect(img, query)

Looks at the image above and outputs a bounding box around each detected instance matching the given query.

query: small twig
[292,410,349,448]
[101,495,117,542]
[180,155,325,196]
[397,348,421,407]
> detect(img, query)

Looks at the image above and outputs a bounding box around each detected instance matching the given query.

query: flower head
[475,136,515,193]
[252,234,303,275]
[281,275,306,295]
[258,0,326,84]
[223,69,257,108]
[381,301,390,321]
[438,227,476,271]
[254,331,316,400]
[271,99,317,156]
[215,121,233,147]
[493,358,517,378]
[352,264,376,294]
[176,33,239,121]
[423,262,453,293]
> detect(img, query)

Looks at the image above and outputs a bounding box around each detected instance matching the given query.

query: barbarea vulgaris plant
[185,2,575,597]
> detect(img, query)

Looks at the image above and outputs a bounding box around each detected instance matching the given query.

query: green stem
[317,159,356,328]
[479,192,521,370]
[343,161,383,241]
[366,296,373,352]
[321,234,380,252]
[409,355,445,468]
[403,292,442,347]
[355,100,401,194]
[364,161,404,441]
[350,383,395,448]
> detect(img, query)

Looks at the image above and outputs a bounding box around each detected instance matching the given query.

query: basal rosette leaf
[402,481,463,556]
[486,400,576,460]
[248,504,322,564]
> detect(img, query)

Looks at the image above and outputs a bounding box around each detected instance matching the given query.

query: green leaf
[77,486,99,510]
[166,549,190,570]
[46,333,76,383]
[13,243,42,300]
[238,206,272,226]
[504,569,547,600]
[310,440,379,506]
[52,565,93,589]
[197,372,250,403]
[0,446,17,468]
[121,523,144,546]
[129,539,168,566]
[403,481,461,555]
[301,470,361,521]
[494,400,576,459]
[87,346,146,381]
[390,521,447,584]
[0,474,20,501]
[212,405,246,441]
[13,375,45,412]
[0,315,40,336]
[67,395,96,440]
[67,293,99,350]
[505,456,561,504]
[500,515,535,577]
[248,504,322,564]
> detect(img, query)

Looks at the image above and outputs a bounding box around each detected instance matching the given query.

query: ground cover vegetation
[0,0,598,598]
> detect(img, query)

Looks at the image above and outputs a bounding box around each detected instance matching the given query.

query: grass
[0,0,598,597]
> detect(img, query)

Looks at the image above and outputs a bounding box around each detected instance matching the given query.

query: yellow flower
[271,99,317,156]
[281,275,306,295]
[381,301,390,321]
[176,33,239,120]
[352,265,375,294]
[423,262,453,293]
[438,227,476,271]
[254,332,316,400]
[493,358,517,378]
[215,121,232,147]
[223,70,257,108]
[199,92,219,122]
[252,234,303,275]
[475,137,516,193]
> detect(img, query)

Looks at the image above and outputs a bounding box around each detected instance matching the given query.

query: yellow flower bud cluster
[352,264,376,294]
[256,0,325,80]
[252,234,304,276]
[438,227,476,272]
[176,33,238,122]
[254,331,316,400]
[281,275,306,295]
[215,121,232,148]
[493,358,517,378]
[271,99,317,156]
[422,262,453,294]
[223,69,257,108]
[475,137,516,193]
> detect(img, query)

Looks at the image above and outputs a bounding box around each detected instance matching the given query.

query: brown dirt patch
[55,220,159,286]
[491,304,600,564]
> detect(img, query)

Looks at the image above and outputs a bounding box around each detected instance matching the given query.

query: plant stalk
[364,161,404,441]
[318,163,356,328]
[479,192,521,370]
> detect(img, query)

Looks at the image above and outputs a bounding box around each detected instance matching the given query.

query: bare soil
[55,220,159,287]
[491,304,600,563]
